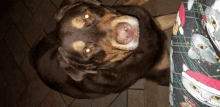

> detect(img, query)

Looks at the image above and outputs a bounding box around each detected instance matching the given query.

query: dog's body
[29,0,170,99]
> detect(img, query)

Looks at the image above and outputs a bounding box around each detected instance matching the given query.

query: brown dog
[29,0,175,99]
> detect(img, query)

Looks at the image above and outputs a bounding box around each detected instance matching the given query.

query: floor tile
[51,0,62,8]
[69,93,119,107]
[40,90,68,107]
[157,85,169,107]
[128,90,145,107]
[44,15,56,34]
[142,0,157,16]
[22,0,43,14]
[17,75,51,107]
[0,70,7,91]
[109,90,127,107]
[0,13,13,42]
[60,93,75,106]
[32,31,47,47]
[20,56,37,83]
[144,81,158,107]
[0,87,18,107]
[0,41,10,66]
[8,0,33,33]
[5,24,30,66]
[1,54,28,101]
[155,0,181,16]
[129,78,145,89]
[23,0,57,47]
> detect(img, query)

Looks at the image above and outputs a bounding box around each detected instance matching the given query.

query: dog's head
[55,1,140,81]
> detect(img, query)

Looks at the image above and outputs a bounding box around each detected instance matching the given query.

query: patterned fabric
[169,0,220,106]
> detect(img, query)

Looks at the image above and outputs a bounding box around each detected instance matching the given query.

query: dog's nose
[116,22,134,44]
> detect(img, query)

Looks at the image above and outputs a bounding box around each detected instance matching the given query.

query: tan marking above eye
[190,83,199,92]
[71,17,85,29]
[71,10,93,28]
[211,96,220,101]
[211,17,217,29]
[72,41,86,52]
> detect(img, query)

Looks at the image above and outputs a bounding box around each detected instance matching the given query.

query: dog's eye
[84,10,92,19]
[83,11,95,27]
[85,14,90,19]
[86,48,91,53]
[84,48,93,57]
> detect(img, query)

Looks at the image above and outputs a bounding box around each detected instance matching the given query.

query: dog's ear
[60,0,101,8]
[55,5,69,21]
[56,0,101,21]
[84,0,101,5]
[58,47,98,81]
[64,67,98,81]
[64,66,87,81]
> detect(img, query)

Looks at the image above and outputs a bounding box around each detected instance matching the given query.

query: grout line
[43,11,57,34]
[1,56,19,103]
[20,0,44,47]
[21,0,34,16]
[21,16,33,35]
[40,10,58,36]
[0,40,12,65]
[11,22,32,67]
[0,58,10,90]
[113,0,119,5]
[5,11,27,42]
[68,98,75,107]
[1,29,30,89]
[59,93,69,106]
[5,86,20,107]
[20,0,44,37]
[43,29,48,34]
[0,70,8,91]
[1,53,28,103]
[1,13,13,42]
[16,74,38,102]
[50,0,59,9]
[9,14,32,48]
[20,13,34,34]
[127,88,144,90]
[108,93,121,107]
[37,89,52,107]
[32,0,43,15]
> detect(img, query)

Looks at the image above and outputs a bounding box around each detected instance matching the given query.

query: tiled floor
[0,0,181,107]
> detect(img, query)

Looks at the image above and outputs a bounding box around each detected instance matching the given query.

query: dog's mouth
[115,22,134,44]
[96,15,140,62]
[110,16,140,50]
